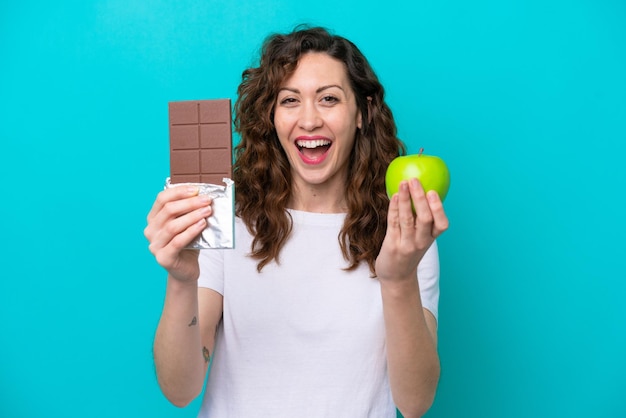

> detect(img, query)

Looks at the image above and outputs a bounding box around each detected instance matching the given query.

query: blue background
[1,1,625,417]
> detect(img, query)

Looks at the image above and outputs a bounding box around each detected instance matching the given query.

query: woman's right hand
[144,186,213,282]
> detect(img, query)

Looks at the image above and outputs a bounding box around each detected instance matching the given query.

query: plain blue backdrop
[1,1,625,417]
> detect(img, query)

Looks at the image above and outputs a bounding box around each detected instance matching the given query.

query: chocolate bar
[169,99,232,184]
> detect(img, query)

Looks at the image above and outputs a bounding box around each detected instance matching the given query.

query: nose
[298,103,323,131]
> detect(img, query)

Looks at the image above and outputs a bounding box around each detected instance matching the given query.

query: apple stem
[418,147,424,157]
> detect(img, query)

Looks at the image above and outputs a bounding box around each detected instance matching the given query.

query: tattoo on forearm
[188,316,197,327]
[203,346,210,363]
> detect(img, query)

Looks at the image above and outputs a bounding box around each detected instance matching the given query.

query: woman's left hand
[375,178,449,282]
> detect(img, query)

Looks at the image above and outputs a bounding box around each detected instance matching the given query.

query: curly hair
[233,25,406,274]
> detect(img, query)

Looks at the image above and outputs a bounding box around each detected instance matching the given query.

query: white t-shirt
[197,209,440,417]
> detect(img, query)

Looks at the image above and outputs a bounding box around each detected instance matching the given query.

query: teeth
[296,139,331,148]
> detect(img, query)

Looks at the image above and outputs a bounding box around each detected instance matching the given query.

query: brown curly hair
[233,25,406,275]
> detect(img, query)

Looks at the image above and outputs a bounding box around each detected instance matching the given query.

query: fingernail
[187,186,199,196]
[427,191,439,202]
[199,194,212,203]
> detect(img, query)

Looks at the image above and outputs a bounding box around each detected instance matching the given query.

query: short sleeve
[197,249,225,295]
[417,241,440,322]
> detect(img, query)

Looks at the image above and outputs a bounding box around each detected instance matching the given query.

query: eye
[279,97,298,106]
[321,95,339,104]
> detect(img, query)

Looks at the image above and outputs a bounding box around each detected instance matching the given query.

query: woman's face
[274,52,362,193]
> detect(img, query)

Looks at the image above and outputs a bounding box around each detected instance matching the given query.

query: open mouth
[296,139,332,161]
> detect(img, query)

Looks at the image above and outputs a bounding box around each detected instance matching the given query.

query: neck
[288,182,348,213]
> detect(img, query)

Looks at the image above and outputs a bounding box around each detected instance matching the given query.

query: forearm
[381,277,440,418]
[154,276,207,407]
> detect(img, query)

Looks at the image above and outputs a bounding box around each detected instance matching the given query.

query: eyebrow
[278,84,345,94]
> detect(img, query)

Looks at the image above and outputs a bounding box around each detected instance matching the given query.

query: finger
[409,178,434,241]
[398,181,417,238]
[409,178,433,224]
[144,190,210,244]
[386,192,401,240]
[149,203,213,252]
[147,186,200,222]
[426,190,449,238]
[153,218,207,269]
[150,192,213,234]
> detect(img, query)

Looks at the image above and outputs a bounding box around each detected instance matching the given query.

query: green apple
[385,148,450,202]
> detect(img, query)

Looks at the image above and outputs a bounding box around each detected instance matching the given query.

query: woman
[145,26,448,418]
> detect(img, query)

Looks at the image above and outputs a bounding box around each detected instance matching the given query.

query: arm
[380,280,439,418]
[144,186,223,406]
[375,178,448,418]
[154,282,223,407]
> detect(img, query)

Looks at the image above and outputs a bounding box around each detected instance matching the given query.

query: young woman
[144,26,448,418]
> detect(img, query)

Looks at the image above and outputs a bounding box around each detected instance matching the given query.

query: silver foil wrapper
[165,178,234,249]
